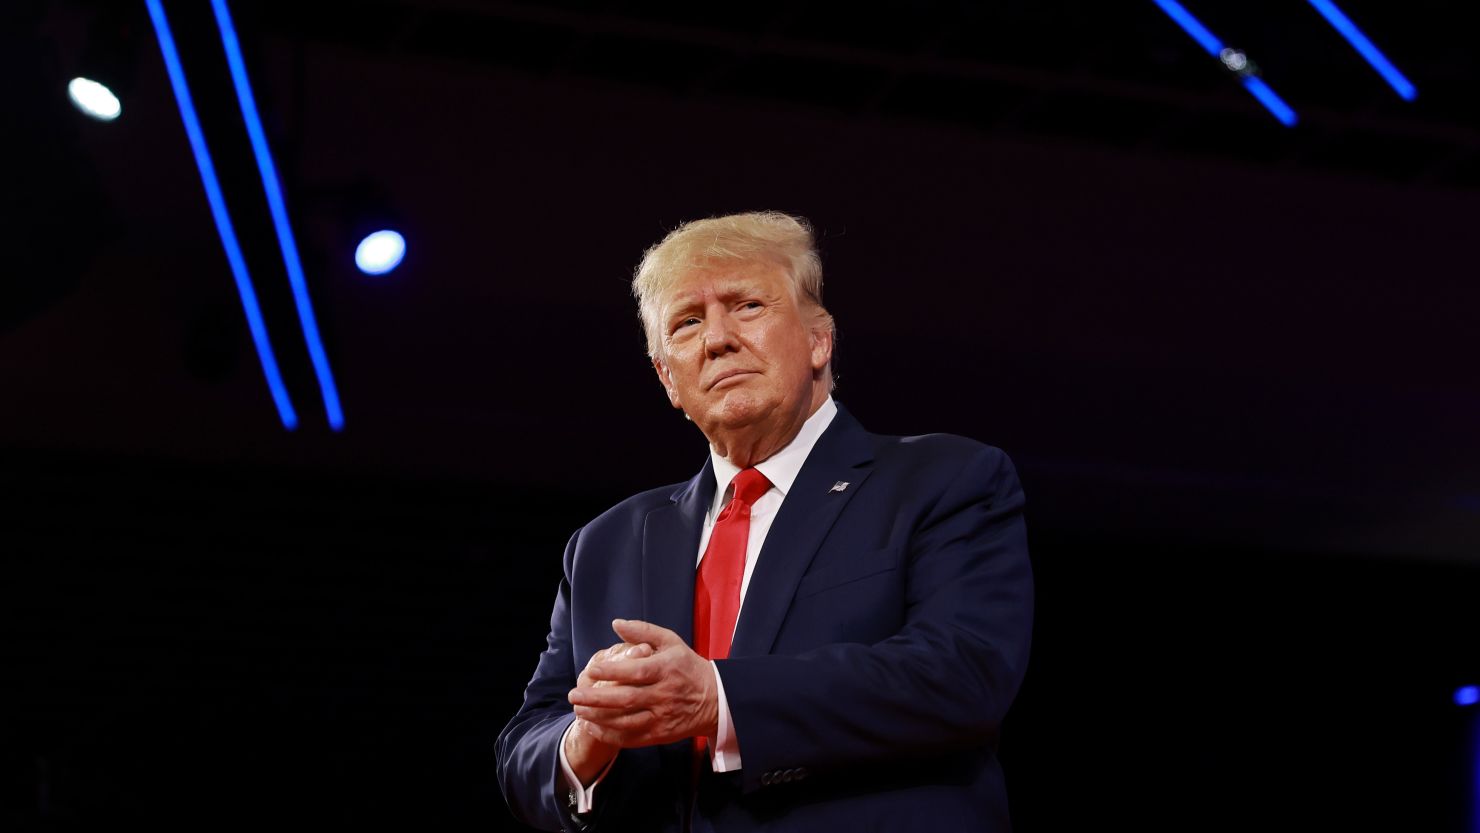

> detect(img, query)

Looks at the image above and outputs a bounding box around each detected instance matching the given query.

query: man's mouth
[707,370,757,390]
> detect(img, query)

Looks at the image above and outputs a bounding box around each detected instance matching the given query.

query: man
[496,211,1033,832]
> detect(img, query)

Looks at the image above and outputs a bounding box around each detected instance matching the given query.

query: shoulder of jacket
[877,430,1005,462]
[577,479,693,535]
[866,432,1016,490]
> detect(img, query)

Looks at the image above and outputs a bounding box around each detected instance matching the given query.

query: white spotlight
[355,230,406,276]
[1219,48,1249,73]
[68,77,122,121]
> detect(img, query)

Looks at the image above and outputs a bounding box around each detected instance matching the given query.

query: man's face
[652,259,831,442]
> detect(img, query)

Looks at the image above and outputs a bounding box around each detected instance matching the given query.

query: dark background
[4,0,1478,829]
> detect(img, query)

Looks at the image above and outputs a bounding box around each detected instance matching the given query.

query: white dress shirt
[560,397,839,812]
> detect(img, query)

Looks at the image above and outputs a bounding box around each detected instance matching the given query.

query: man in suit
[496,211,1033,832]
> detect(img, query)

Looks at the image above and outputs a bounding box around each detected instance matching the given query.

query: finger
[598,642,652,670]
[578,648,611,688]
[588,656,661,686]
[581,642,642,684]
[597,642,634,663]
[574,705,653,731]
[612,618,680,649]
[569,684,650,710]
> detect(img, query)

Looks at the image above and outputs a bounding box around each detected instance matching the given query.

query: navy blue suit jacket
[496,405,1033,832]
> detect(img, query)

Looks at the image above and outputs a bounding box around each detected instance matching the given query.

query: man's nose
[702,310,740,357]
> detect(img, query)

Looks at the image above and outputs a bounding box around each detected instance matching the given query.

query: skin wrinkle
[652,259,834,468]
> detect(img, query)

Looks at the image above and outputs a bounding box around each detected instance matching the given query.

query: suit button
[794,767,809,780]
[760,772,774,786]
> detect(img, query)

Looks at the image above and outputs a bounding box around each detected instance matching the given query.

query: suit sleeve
[715,445,1033,793]
[495,529,594,831]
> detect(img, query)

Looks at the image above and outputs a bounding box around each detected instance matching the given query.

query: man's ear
[809,311,835,372]
[652,357,683,409]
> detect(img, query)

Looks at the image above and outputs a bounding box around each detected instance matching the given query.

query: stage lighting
[1457,686,1479,707]
[1150,0,1298,127]
[1306,0,1417,101]
[67,77,122,121]
[70,7,142,124]
[146,0,298,429]
[355,230,406,276]
[1218,48,1248,73]
[320,180,407,279]
[211,0,342,430]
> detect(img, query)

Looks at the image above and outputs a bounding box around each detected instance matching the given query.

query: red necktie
[693,468,771,661]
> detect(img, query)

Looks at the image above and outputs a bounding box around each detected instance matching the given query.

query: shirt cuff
[558,719,616,814]
[710,660,742,772]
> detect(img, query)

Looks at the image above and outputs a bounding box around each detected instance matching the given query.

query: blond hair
[632,211,833,358]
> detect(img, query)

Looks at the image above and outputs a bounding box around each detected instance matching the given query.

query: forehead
[660,259,791,308]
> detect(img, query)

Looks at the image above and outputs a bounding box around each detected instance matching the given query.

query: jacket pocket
[794,546,901,599]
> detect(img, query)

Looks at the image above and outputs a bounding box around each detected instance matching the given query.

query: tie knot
[729,468,771,508]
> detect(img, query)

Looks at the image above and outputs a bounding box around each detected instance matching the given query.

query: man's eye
[742,301,763,310]
[674,317,701,331]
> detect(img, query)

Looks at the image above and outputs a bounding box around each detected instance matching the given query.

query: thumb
[612,618,679,649]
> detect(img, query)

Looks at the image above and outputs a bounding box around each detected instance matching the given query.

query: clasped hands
[563,619,718,783]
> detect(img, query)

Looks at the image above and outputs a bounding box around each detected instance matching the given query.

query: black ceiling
[6,0,1480,560]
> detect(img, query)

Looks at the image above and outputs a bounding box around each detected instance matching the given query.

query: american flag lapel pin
[829,481,850,494]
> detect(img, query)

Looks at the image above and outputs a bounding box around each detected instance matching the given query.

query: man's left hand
[567,619,718,748]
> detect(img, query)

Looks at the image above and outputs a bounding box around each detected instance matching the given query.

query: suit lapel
[730,405,875,657]
[641,459,715,644]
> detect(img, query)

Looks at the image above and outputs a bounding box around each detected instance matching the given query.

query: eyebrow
[666,280,775,314]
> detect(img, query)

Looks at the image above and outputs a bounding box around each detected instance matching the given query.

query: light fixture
[212,0,345,431]
[67,77,122,121]
[69,6,140,123]
[145,0,299,430]
[1306,0,1417,101]
[355,230,407,276]
[1150,0,1299,127]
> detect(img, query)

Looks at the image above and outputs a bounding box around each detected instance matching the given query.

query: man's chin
[696,395,773,432]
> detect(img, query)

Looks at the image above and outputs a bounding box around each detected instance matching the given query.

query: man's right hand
[564,641,653,785]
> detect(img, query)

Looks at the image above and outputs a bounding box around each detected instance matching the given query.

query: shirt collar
[709,397,838,516]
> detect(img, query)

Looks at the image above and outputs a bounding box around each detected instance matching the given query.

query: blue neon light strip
[211,0,345,431]
[1151,0,1223,56]
[1306,0,1417,101]
[144,0,298,430]
[1151,0,1299,127]
[1240,77,1298,127]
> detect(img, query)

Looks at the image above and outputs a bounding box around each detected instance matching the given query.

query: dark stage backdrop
[5,1,1479,830]
[5,457,1476,830]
